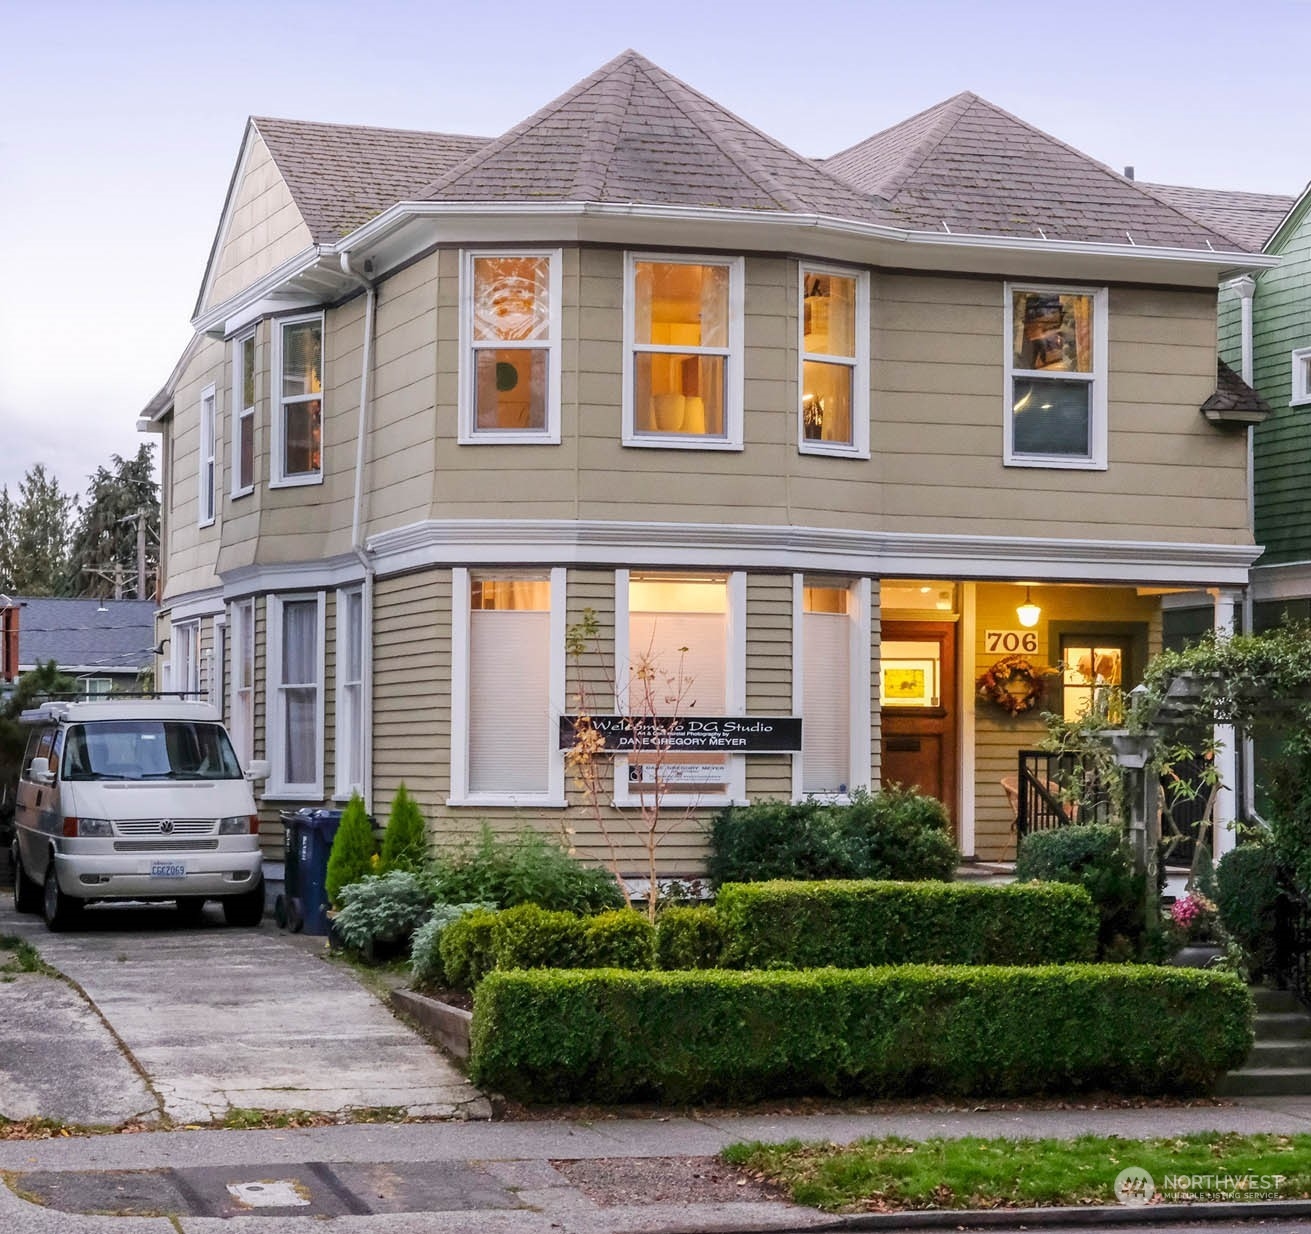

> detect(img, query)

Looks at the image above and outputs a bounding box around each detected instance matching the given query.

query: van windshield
[61,721,244,781]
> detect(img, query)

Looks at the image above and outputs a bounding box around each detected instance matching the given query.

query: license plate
[150,862,186,879]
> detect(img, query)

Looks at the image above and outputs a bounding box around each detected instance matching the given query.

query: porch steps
[1217,988,1311,1096]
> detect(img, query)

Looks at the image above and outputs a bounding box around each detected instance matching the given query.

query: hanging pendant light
[1016,587,1041,628]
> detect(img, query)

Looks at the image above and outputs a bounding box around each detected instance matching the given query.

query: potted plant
[1166,891,1224,967]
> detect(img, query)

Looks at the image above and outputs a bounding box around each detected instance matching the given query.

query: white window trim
[198,384,216,527]
[797,263,871,459]
[172,619,201,700]
[621,252,745,452]
[1292,346,1311,407]
[457,249,563,445]
[270,311,325,488]
[264,592,326,800]
[210,615,225,714]
[1002,282,1108,471]
[231,328,256,497]
[791,575,871,803]
[333,586,367,801]
[448,566,566,807]
[229,598,256,767]
[613,569,747,808]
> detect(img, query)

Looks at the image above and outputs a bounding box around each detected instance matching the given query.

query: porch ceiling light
[1016,588,1041,628]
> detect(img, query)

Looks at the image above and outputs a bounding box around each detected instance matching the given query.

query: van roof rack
[17,693,211,725]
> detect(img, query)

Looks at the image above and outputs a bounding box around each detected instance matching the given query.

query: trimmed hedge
[440,908,500,988]
[1217,843,1283,980]
[469,965,1253,1104]
[716,880,1099,968]
[655,906,726,970]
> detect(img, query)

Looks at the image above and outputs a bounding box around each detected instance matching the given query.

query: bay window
[272,313,323,485]
[1004,284,1108,469]
[449,568,565,805]
[460,251,561,443]
[232,329,256,495]
[799,265,869,456]
[623,254,744,449]
[266,594,324,797]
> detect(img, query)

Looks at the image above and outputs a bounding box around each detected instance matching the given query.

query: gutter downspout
[1232,273,1258,822]
[341,251,377,812]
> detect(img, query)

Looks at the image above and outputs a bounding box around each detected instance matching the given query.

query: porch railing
[1013,749,1114,838]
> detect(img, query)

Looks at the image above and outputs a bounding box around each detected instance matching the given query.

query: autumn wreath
[976,655,1056,715]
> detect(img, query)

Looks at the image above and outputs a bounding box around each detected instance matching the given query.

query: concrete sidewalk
[0,1100,1310,1231]
[0,898,488,1125]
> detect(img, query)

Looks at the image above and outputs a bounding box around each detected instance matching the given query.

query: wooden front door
[880,621,957,824]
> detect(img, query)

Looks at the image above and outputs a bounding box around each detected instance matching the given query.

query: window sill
[798,440,869,460]
[270,473,324,489]
[264,785,325,802]
[230,485,254,500]
[622,434,743,452]
[611,793,745,809]
[447,793,566,809]
[1291,396,1311,408]
[795,793,852,805]
[457,430,561,446]
[1004,454,1107,471]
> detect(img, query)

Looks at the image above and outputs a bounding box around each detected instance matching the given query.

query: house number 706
[986,630,1039,654]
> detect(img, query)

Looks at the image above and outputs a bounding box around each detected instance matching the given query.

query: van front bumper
[52,850,262,901]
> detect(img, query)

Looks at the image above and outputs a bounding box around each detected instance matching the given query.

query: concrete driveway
[0,897,489,1126]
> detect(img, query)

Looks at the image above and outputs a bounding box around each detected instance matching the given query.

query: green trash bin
[275,809,349,935]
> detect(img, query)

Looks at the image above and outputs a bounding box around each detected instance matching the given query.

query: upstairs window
[460,251,561,443]
[1292,346,1311,406]
[272,313,323,485]
[198,385,216,526]
[1004,284,1107,469]
[232,329,256,495]
[623,255,744,450]
[799,266,869,457]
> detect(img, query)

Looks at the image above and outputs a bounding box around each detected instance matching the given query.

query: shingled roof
[1201,358,1271,426]
[252,117,488,241]
[821,92,1236,249]
[16,598,157,674]
[416,49,894,223]
[1136,183,1296,252]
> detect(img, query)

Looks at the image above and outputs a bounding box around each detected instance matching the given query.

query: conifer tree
[325,792,376,906]
[381,783,429,873]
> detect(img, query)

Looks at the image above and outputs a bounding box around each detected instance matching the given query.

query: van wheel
[43,864,82,933]
[223,878,265,927]
[12,847,41,914]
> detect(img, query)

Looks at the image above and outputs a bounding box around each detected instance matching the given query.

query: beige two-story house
[142,51,1274,869]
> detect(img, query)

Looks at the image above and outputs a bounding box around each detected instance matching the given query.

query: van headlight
[218,815,252,835]
[76,818,113,837]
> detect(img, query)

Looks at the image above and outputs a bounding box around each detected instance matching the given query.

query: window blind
[803,610,850,794]
[469,609,549,793]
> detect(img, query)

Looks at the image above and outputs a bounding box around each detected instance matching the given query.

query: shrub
[493,904,589,970]
[332,870,432,953]
[431,826,624,913]
[381,784,429,874]
[656,906,725,970]
[439,908,500,989]
[716,881,1098,969]
[1217,843,1283,981]
[325,793,377,907]
[708,789,956,886]
[470,965,1253,1104]
[586,910,656,969]
[410,902,494,990]
[1015,824,1146,956]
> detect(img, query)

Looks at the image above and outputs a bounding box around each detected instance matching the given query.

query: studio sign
[559,715,802,753]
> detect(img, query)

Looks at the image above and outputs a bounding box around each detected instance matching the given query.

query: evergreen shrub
[1216,843,1283,981]
[332,870,431,953]
[410,902,495,990]
[324,793,376,907]
[470,966,1253,1104]
[381,783,429,873]
[439,908,500,989]
[655,906,725,970]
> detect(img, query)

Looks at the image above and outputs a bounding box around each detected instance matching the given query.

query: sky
[2,0,1309,499]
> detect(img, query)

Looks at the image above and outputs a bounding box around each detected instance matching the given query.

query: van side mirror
[29,757,55,786]
[246,759,270,782]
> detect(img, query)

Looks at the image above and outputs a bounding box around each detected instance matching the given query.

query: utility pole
[118,507,149,599]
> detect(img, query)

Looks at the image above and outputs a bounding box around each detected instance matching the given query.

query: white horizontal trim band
[1250,560,1311,603]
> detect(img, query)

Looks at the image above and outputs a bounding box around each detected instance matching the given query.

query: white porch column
[1211,588,1240,858]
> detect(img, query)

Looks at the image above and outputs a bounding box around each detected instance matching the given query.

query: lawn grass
[722,1132,1311,1212]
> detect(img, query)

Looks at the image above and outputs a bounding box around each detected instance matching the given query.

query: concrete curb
[799,1198,1311,1229]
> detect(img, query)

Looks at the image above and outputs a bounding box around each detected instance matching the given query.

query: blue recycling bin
[275,808,347,936]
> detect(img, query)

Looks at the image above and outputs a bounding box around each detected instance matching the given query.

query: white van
[10,699,268,931]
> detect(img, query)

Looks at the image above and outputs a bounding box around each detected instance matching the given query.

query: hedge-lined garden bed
[716,881,1098,968]
[469,965,1253,1104]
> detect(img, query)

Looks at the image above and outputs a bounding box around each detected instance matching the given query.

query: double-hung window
[232,329,256,495]
[335,587,365,799]
[793,578,871,800]
[799,265,870,456]
[229,598,255,767]
[1291,347,1311,406]
[198,385,216,526]
[173,620,200,699]
[459,251,561,443]
[272,313,323,485]
[623,254,744,449]
[266,594,325,797]
[450,569,565,805]
[1004,284,1108,469]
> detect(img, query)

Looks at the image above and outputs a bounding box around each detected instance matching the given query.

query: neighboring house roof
[16,598,157,675]
[414,49,891,223]
[1137,183,1297,252]
[252,117,488,242]
[1201,359,1271,425]
[820,92,1235,249]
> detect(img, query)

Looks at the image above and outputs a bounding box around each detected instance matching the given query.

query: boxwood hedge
[716,880,1099,968]
[469,966,1253,1104]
